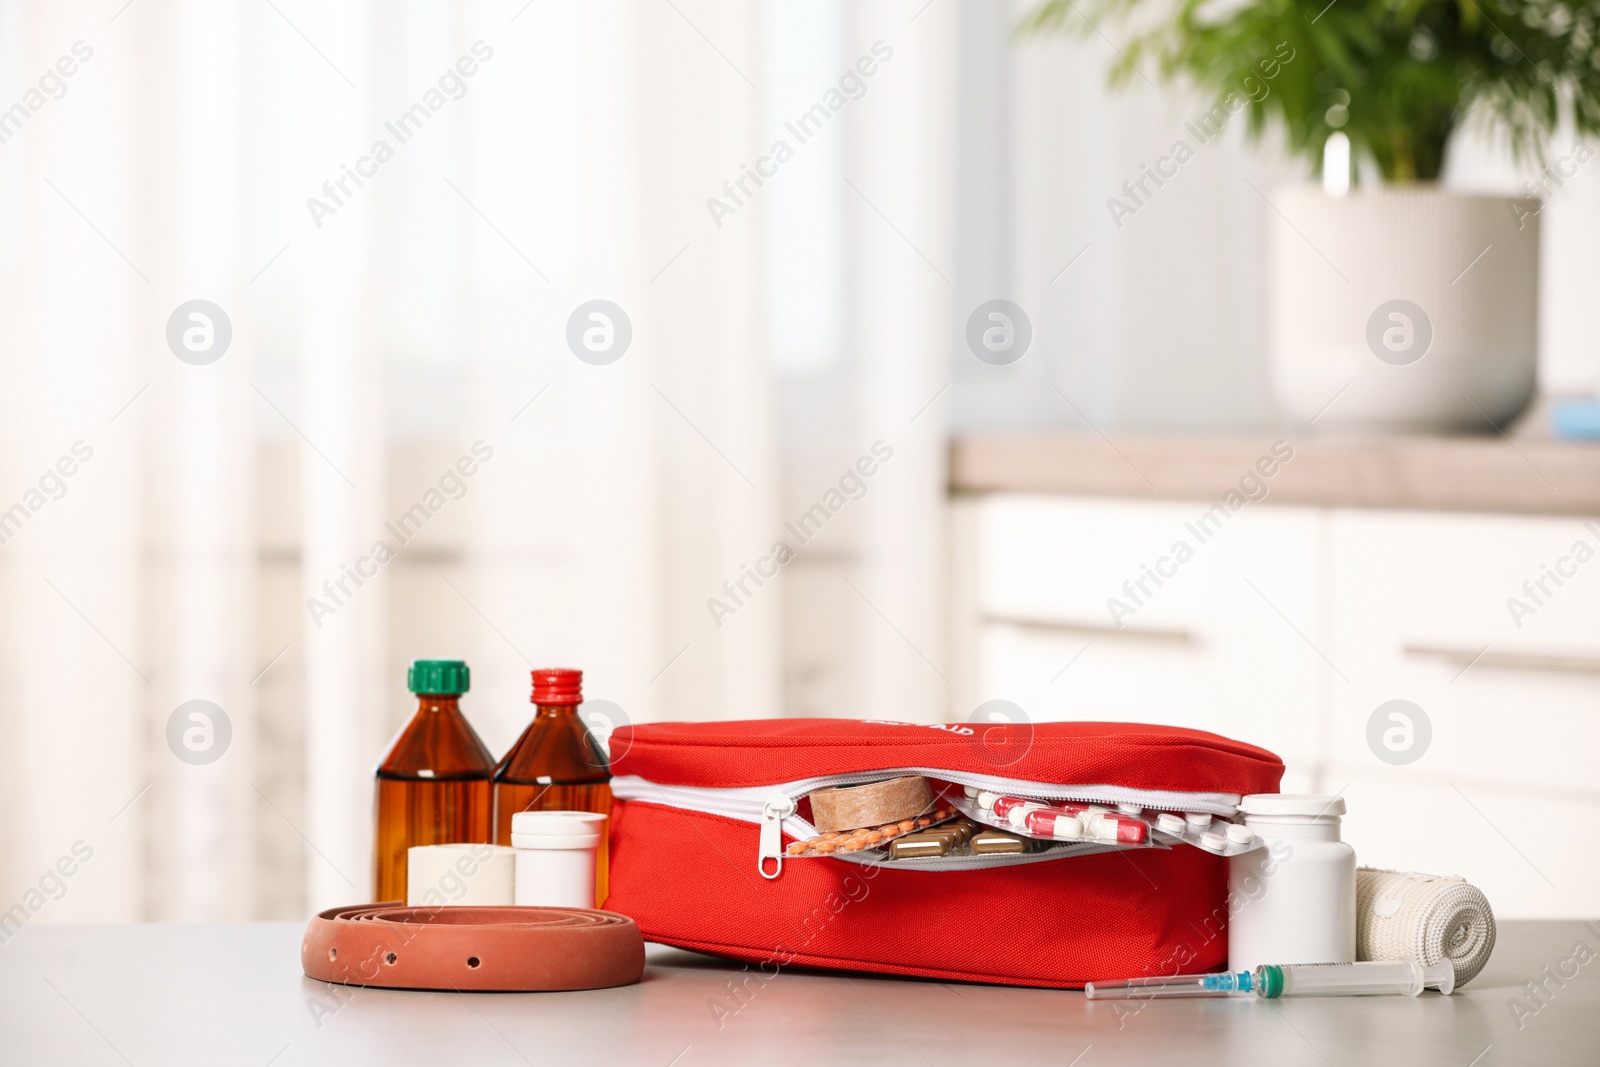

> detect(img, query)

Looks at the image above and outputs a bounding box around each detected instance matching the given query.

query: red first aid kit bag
[604,718,1283,988]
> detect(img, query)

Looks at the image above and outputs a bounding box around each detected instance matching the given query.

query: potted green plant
[1025,0,1600,431]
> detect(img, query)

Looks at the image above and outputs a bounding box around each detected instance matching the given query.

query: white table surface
[2,920,1596,1066]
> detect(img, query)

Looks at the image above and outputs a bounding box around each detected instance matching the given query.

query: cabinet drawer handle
[984,614,1194,644]
[1404,643,1600,676]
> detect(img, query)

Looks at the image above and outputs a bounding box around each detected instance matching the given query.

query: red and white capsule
[990,795,1035,820]
[1087,813,1148,844]
[1024,807,1084,840]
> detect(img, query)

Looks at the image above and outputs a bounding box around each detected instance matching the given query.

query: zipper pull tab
[759,794,797,880]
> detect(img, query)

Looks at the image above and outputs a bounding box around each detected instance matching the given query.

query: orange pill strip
[784,806,958,858]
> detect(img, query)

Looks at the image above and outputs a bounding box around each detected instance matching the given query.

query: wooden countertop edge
[949,435,1600,516]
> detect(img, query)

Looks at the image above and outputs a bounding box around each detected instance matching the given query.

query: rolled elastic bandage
[1356,867,1495,988]
[807,776,935,832]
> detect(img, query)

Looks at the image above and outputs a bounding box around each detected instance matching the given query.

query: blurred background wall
[0,0,1595,923]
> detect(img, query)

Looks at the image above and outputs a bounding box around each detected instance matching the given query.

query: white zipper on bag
[611,769,1242,879]
[756,794,795,879]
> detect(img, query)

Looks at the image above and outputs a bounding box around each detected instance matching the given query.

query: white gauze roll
[406,844,516,907]
[1356,867,1496,987]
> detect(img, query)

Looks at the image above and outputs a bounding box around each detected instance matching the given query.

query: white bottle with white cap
[510,810,606,908]
[1227,794,1356,973]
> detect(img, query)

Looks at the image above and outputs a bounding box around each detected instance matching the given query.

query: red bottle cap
[531,668,583,706]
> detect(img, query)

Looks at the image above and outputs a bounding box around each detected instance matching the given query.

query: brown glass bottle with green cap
[372,659,495,903]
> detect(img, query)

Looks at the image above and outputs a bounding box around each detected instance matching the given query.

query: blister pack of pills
[1149,809,1264,856]
[954,787,1265,856]
[952,788,1166,850]
[838,817,1134,870]
[783,806,960,858]
[947,793,1260,857]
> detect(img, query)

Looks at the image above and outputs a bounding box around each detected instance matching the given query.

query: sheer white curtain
[0,0,960,923]
[0,2,148,924]
[0,0,792,922]
[766,0,957,725]
[294,1,390,915]
[458,0,780,744]
[143,0,260,922]
[844,1,956,722]
[295,0,787,912]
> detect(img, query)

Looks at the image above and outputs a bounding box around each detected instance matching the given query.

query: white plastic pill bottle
[1227,794,1356,973]
[511,810,605,909]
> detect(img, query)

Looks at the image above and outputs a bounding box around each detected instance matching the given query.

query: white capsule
[1200,830,1228,852]
[1086,815,1126,841]
[975,790,1000,810]
[1156,813,1187,835]
[1050,814,1084,840]
[1226,823,1254,844]
[1085,820,1110,841]
[963,784,979,798]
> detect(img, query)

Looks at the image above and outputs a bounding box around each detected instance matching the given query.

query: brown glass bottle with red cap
[493,669,612,905]
[372,659,495,903]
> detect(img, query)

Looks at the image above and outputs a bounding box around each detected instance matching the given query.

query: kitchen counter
[2,920,1595,1065]
[951,435,1600,515]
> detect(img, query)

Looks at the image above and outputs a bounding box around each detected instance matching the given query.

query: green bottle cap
[408,659,470,695]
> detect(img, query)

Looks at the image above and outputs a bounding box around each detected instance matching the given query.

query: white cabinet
[1323,511,1600,792]
[1323,510,1600,919]
[956,494,1600,917]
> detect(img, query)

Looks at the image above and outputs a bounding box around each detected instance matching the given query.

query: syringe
[1254,959,1455,998]
[1085,959,1455,1000]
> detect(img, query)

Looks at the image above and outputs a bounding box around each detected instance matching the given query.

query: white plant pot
[1268,186,1539,432]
